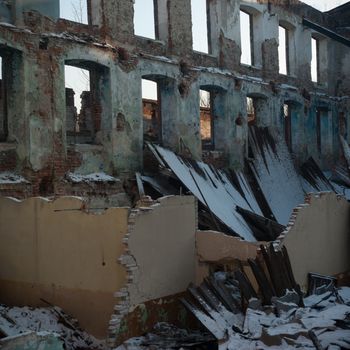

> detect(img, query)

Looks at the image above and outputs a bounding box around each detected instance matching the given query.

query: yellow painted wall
[0,196,129,338]
[282,192,350,291]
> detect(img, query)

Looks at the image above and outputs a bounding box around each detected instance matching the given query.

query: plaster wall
[281,192,350,291]
[195,230,261,284]
[15,0,59,22]
[127,196,197,306]
[0,196,129,338]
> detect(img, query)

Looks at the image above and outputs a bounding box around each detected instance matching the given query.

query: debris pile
[115,323,215,350]
[0,305,107,350]
[182,244,350,349]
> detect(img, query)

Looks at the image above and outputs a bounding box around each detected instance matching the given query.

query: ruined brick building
[1,1,350,347]
[0,0,349,200]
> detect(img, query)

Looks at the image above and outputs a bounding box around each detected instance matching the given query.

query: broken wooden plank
[234,270,258,303]
[135,172,145,198]
[248,258,275,305]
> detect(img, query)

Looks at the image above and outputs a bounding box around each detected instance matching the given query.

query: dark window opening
[60,0,88,24]
[0,47,22,143]
[191,0,209,53]
[0,55,6,141]
[278,25,289,75]
[283,104,292,151]
[134,0,156,39]
[240,10,253,66]
[142,78,161,143]
[316,107,328,154]
[339,112,347,139]
[200,89,214,149]
[247,95,267,126]
[0,54,7,142]
[65,61,109,145]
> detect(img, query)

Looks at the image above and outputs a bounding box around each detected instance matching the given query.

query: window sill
[68,144,103,152]
[240,63,262,70]
[135,35,164,45]
[0,142,17,151]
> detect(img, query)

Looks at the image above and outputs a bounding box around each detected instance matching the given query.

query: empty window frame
[278,25,289,75]
[247,96,267,126]
[65,61,109,145]
[142,78,161,142]
[60,0,88,24]
[200,89,213,148]
[240,10,253,66]
[134,0,156,39]
[311,37,319,83]
[191,0,209,53]
[247,97,255,125]
[283,104,292,151]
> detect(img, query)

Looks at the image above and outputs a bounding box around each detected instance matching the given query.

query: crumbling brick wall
[0,0,348,197]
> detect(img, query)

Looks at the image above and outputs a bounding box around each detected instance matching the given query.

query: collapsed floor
[141,125,350,242]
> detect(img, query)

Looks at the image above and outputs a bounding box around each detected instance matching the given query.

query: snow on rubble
[66,172,119,183]
[0,305,107,350]
[0,172,28,184]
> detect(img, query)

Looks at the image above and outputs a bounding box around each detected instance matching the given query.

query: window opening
[279,25,289,75]
[134,0,156,39]
[240,10,253,65]
[60,0,88,24]
[283,104,292,151]
[247,97,255,125]
[142,79,161,142]
[311,37,319,82]
[191,0,209,53]
[200,89,213,148]
[65,62,107,145]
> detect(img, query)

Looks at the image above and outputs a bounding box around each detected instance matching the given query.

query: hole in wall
[134,0,156,39]
[191,0,209,53]
[200,90,213,147]
[65,61,110,146]
[278,25,288,75]
[311,37,318,82]
[142,79,161,143]
[60,0,88,24]
[240,10,252,65]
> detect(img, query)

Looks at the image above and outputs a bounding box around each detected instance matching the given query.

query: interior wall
[127,196,197,305]
[109,195,197,347]
[0,196,129,338]
[281,192,350,291]
[195,230,261,284]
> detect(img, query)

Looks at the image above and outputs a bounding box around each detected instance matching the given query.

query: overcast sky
[301,0,348,11]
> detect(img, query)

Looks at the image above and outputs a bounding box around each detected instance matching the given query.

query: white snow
[0,305,107,349]
[0,172,28,184]
[155,145,263,241]
[339,287,350,304]
[249,129,305,225]
[66,172,118,183]
[0,22,16,28]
